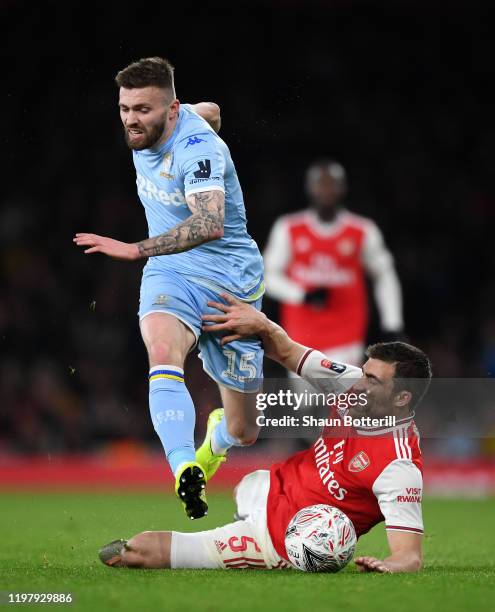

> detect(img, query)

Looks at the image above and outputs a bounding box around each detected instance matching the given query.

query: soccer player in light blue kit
[74,57,264,519]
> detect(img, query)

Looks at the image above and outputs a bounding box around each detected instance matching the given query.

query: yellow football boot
[196,408,227,481]
[174,461,208,519]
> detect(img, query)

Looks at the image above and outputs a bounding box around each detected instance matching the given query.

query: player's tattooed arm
[73,191,224,261]
[135,190,225,258]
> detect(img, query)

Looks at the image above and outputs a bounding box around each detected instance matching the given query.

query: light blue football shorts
[139,266,264,393]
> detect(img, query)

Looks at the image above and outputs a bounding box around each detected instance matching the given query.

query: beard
[124,117,166,150]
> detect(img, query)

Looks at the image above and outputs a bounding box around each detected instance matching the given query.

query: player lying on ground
[99,296,431,573]
[74,58,266,519]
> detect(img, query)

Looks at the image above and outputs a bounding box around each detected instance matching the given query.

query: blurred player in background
[74,57,265,519]
[264,160,404,366]
[99,295,429,574]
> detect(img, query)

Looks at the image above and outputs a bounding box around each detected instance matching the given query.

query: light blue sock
[149,365,196,476]
[211,415,241,455]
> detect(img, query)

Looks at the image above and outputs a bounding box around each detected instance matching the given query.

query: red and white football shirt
[263,209,403,351]
[266,349,423,561]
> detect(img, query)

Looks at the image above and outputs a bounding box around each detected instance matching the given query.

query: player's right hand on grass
[202,293,268,345]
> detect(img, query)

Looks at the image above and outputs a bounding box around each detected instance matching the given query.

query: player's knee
[147,340,182,366]
[227,421,259,446]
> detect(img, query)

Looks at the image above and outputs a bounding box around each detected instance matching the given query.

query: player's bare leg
[196,386,260,480]
[219,386,260,446]
[99,532,172,569]
[99,472,288,571]
[140,312,195,368]
[99,529,227,570]
[140,313,207,519]
[99,519,275,571]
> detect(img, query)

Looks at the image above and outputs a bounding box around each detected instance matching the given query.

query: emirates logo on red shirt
[348,451,370,473]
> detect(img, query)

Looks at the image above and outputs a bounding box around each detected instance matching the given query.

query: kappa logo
[185,136,206,147]
[321,359,347,374]
[159,152,174,179]
[348,451,370,473]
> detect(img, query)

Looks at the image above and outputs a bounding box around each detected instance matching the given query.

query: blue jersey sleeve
[176,133,226,197]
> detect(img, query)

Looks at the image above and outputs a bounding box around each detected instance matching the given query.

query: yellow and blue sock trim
[149,365,185,384]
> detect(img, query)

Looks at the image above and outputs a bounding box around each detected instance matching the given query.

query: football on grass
[285,504,357,572]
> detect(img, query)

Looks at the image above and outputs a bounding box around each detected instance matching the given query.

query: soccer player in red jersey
[99,295,430,573]
[264,160,404,365]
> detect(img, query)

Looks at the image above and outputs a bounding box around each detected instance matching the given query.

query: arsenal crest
[348,451,370,473]
[337,238,355,256]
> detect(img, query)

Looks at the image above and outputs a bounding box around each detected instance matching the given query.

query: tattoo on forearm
[136,190,225,257]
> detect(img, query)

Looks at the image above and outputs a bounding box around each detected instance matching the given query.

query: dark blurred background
[1,0,495,456]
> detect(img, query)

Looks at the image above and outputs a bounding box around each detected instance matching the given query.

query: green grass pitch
[0,492,493,612]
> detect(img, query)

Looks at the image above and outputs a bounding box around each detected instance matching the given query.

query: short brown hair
[115,57,175,94]
[366,341,432,409]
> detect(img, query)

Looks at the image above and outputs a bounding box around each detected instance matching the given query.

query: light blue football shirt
[132,104,264,300]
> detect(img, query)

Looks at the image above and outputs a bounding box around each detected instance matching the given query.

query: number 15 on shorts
[222,350,257,382]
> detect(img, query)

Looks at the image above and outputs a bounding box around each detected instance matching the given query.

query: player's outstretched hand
[202,293,267,345]
[73,233,140,261]
[354,556,392,573]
